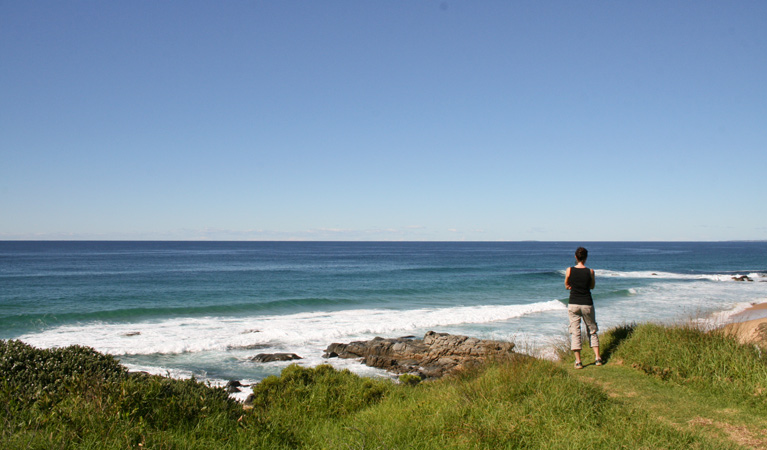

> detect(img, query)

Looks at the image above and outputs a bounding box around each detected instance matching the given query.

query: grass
[2,320,767,449]
[608,323,767,403]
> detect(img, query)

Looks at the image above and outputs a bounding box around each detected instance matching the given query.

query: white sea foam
[17,300,566,357]
[596,269,765,281]
[592,277,767,336]
[692,302,758,331]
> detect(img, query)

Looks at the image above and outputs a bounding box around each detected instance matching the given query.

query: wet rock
[250,353,303,363]
[323,331,515,380]
[732,275,753,282]
[225,380,245,393]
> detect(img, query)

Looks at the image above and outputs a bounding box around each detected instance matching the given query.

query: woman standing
[565,247,602,369]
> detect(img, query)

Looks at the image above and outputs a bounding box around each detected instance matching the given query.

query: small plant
[398,373,422,386]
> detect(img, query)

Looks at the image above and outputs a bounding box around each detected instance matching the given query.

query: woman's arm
[590,268,595,289]
[565,267,572,290]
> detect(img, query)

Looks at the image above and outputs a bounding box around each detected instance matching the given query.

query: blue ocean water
[1,241,765,394]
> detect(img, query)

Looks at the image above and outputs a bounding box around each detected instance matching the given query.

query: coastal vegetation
[2,322,766,449]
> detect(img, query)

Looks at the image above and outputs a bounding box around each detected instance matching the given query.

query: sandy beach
[720,302,767,347]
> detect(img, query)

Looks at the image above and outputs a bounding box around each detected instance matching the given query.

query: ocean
[1,241,765,398]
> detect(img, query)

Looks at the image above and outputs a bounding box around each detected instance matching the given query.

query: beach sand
[720,302,767,347]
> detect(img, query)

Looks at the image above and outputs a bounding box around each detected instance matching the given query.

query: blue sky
[1,1,765,241]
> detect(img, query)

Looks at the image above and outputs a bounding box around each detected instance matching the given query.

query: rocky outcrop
[225,380,245,393]
[250,353,303,363]
[323,331,515,379]
[732,275,753,282]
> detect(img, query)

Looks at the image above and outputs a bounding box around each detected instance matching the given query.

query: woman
[565,247,602,369]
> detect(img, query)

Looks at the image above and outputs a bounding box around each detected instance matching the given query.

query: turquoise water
[1,241,765,393]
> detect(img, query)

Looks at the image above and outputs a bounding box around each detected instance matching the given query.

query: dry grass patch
[689,417,767,450]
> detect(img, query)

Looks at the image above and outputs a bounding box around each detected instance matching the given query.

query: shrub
[0,341,244,449]
[115,373,242,430]
[248,364,392,420]
[0,339,127,405]
[240,364,394,449]
[398,373,422,386]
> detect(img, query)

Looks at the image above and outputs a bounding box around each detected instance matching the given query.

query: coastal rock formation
[732,275,753,282]
[250,353,303,363]
[225,380,244,393]
[323,331,515,379]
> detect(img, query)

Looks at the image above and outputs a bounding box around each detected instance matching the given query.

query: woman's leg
[568,305,583,357]
[582,305,601,361]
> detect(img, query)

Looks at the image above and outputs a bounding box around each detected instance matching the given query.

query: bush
[0,340,244,449]
[115,373,242,430]
[0,340,127,405]
[248,364,392,419]
[398,373,422,386]
[242,364,394,448]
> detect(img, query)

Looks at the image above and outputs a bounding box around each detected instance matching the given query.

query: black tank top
[568,267,593,306]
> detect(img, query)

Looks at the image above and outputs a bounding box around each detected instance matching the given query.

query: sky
[1,1,766,241]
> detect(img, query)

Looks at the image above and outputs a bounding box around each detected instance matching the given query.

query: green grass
[3,321,767,449]
[607,323,767,404]
[318,354,725,450]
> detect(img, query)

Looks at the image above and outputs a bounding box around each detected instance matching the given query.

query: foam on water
[692,302,759,331]
[17,300,566,356]
[597,269,767,281]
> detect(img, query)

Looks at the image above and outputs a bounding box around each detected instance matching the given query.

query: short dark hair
[575,247,588,262]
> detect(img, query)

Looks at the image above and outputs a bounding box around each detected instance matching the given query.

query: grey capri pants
[568,304,599,351]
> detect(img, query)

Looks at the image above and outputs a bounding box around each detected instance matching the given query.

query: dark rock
[123,332,141,337]
[250,353,303,363]
[225,380,247,393]
[732,275,753,282]
[323,331,515,380]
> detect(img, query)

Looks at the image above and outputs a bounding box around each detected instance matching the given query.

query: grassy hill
[2,322,766,449]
